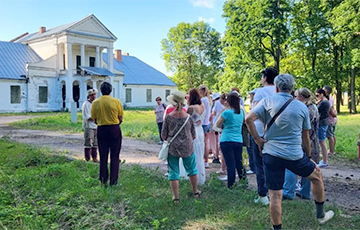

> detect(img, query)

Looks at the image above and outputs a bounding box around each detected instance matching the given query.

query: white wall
[125,85,177,107]
[0,80,27,113]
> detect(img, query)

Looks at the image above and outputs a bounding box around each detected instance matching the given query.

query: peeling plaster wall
[0,79,27,113]
[124,85,177,108]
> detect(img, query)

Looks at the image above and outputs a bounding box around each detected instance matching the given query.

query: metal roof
[12,14,117,43]
[103,54,177,87]
[79,66,116,77]
[0,41,42,80]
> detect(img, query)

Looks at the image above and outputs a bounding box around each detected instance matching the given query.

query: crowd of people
[81,67,338,229]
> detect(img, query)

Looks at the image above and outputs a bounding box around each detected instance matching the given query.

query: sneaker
[212,158,220,164]
[318,210,334,225]
[158,141,163,145]
[204,162,210,168]
[318,160,329,168]
[219,175,228,181]
[216,169,227,174]
[164,161,168,165]
[254,196,269,206]
[246,169,255,175]
[164,172,169,177]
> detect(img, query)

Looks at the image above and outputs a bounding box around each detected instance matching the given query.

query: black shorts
[263,154,316,190]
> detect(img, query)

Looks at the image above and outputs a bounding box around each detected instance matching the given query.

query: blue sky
[0,0,226,76]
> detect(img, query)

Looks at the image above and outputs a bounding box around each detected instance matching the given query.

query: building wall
[124,85,177,107]
[0,79,27,113]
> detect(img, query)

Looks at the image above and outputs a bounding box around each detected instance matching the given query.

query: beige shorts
[84,128,98,148]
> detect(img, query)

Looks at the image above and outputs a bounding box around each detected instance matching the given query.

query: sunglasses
[316,94,320,97]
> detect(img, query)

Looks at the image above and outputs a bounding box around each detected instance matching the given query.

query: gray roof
[79,66,116,77]
[12,14,117,43]
[103,54,176,87]
[0,41,42,80]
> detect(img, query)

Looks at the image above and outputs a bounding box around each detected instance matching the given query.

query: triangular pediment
[68,14,117,40]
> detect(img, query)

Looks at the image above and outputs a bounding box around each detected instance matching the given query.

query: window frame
[38,86,48,103]
[125,88,132,103]
[10,85,21,104]
[146,89,152,103]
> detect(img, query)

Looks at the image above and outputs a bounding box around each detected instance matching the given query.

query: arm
[302,130,311,157]
[215,115,224,129]
[118,116,123,124]
[329,107,337,117]
[161,119,168,141]
[245,111,266,150]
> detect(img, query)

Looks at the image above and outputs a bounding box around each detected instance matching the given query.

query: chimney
[123,53,130,56]
[115,49,122,62]
[39,26,46,34]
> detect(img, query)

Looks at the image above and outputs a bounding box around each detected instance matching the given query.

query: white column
[56,43,60,74]
[95,46,100,67]
[65,43,73,109]
[107,47,114,96]
[79,79,87,107]
[81,44,85,68]
[92,80,98,98]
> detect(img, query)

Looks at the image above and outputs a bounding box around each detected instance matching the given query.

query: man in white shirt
[82,89,98,162]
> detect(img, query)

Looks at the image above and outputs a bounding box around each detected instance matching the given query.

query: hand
[255,137,266,156]
[310,159,321,172]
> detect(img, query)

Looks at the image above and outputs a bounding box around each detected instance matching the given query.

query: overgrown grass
[11,111,159,142]
[0,139,358,229]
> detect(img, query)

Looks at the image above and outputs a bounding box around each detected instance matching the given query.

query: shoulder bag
[158,115,190,161]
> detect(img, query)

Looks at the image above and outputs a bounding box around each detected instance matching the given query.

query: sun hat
[167,91,187,106]
[87,88,98,96]
[212,93,220,100]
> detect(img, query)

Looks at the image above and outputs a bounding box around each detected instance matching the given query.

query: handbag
[158,115,190,161]
[241,108,250,148]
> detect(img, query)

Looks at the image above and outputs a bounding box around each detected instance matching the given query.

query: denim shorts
[318,125,328,141]
[202,124,211,133]
[263,154,315,190]
[326,124,336,138]
[168,153,198,180]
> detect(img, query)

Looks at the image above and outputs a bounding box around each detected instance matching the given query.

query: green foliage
[11,111,159,142]
[161,21,223,91]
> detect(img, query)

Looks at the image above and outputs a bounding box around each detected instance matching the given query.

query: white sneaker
[318,210,334,225]
[164,161,168,165]
[254,196,269,206]
[164,172,169,177]
[219,175,228,181]
[246,169,255,174]
[318,160,329,168]
[204,162,210,168]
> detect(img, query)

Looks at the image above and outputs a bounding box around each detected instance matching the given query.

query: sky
[0,0,226,76]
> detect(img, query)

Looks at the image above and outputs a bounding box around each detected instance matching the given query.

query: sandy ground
[0,115,359,214]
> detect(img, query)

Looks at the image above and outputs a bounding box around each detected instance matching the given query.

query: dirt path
[0,116,359,214]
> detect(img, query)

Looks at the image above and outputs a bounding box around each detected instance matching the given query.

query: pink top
[328,96,338,125]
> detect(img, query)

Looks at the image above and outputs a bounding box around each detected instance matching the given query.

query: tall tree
[161,21,223,91]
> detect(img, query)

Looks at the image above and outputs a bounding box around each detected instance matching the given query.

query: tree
[161,21,223,91]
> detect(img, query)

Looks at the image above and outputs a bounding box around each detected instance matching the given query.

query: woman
[161,91,200,203]
[215,92,246,188]
[154,96,166,145]
[283,88,320,200]
[199,85,213,168]
[179,88,206,184]
[216,93,228,178]
[316,89,330,168]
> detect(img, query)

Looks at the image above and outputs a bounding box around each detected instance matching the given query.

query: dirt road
[0,116,359,213]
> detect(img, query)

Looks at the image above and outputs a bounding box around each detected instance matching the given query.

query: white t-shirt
[211,100,224,125]
[82,100,97,129]
[253,85,276,136]
[201,97,211,126]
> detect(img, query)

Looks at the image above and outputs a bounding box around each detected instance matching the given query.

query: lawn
[0,139,358,229]
[10,109,360,160]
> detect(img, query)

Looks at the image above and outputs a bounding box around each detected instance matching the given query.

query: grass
[0,138,359,229]
[11,111,159,142]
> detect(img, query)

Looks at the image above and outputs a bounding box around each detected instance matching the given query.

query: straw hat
[167,91,187,106]
[87,88,98,96]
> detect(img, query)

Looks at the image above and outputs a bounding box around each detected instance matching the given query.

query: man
[91,82,124,186]
[245,74,334,229]
[82,88,98,162]
[251,67,278,205]
[323,86,337,156]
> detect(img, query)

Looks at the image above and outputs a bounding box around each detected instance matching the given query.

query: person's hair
[155,96,161,101]
[323,85,332,95]
[199,84,213,106]
[274,74,295,93]
[220,93,227,100]
[261,67,278,84]
[188,88,202,105]
[100,82,112,95]
[227,92,240,114]
[295,88,314,106]
[316,88,328,99]
[231,87,239,93]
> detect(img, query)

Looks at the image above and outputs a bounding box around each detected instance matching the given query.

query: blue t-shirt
[252,93,311,160]
[220,109,244,143]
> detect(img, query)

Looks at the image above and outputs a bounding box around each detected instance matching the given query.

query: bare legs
[269,190,282,225]
[170,175,198,201]
[319,140,328,163]
[328,136,335,154]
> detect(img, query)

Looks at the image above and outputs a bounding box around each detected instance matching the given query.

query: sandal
[193,190,202,198]
[172,197,180,204]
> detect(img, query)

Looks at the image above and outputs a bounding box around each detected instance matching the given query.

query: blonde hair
[295,87,314,106]
[199,84,213,106]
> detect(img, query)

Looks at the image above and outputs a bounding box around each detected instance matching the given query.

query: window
[126,88,132,103]
[165,90,170,100]
[146,89,152,102]
[10,86,21,104]
[76,55,81,74]
[63,54,66,69]
[39,86,48,103]
[89,57,95,67]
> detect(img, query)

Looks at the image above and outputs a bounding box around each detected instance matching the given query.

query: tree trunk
[334,45,341,113]
[350,67,357,114]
